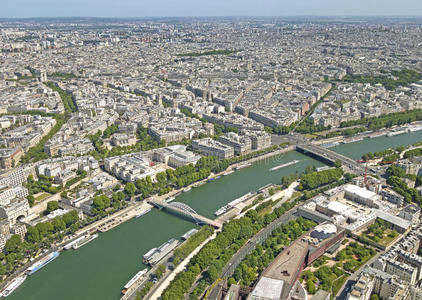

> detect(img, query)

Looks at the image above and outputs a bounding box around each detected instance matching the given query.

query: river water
[8,130,422,300]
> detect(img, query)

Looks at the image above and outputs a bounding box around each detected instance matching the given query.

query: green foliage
[295,118,331,134]
[154,264,166,279]
[334,159,342,168]
[124,182,136,197]
[300,168,343,190]
[135,281,153,299]
[5,235,22,253]
[173,226,214,265]
[47,201,59,213]
[313,255,329,267]
[44,82,77,114]
[387,176,422,204]
[340,109,422,130]
[230,218,316,288]
[102,124,119,138]
[386,165,416,181]
[91,195,112,215]
[281,172,299,188]
[361,218,399,244]
[324,127,366,139]
[344,69,422,91]
[404,148,422,159]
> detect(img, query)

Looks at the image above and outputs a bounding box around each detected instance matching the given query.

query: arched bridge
[148,199,222,229]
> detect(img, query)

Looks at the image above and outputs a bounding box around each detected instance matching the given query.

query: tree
[26,227,40,243]
[370,295,379,300]
[334,159,342,168]
[124,182,136,197]
[5,235,22,253]
[155,264,166,279]
[52,217,66,232]
[47,201,60,213]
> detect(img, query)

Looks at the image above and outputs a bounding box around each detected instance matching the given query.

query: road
[147,231,218,300]
[220,208,298,279]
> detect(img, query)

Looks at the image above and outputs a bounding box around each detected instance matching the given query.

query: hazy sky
[2,0,422,18]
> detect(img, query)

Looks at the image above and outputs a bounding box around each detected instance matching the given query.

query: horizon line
[1,15,422,20]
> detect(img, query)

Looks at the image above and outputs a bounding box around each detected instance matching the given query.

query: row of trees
[294,118,331,134]
[387,176,422,204]
[344,69,422,91]
[361,147,404,162]
[339,109,422,130]
[161,198,300,300]
[323,127,366,139]
[0,210,79,276]
[134,156,227,199]
[172,226,214,266]
[299,167,344,190]
[44,82,78,115]
[21,114,66,163]
[229,218,316,288]
[404,148,422,159]
[21,81,79,163]
[91,192,125,216]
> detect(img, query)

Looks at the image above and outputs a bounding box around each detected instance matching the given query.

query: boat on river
[269,160,299,171]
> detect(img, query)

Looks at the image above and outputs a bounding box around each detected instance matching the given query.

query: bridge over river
[296,143,365,175]
[148,199,222,229]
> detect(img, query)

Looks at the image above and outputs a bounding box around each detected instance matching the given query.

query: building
[192,138,234,160]
[104,153,156,182]
[385,259,417,285]
[344,184,381,208]
[35,69,47,82]
[152,145,201,168]
[0,234,6,252]
[0,185,28,206]
[381,188,405,207]
[110,133,137,147]
[399,204,421,225]
[249,223,344,300]
[0,147,24,169]
[10,223,27,240]
[218,132,252,155]
[248,132,272,150]
[346,273,374,300]
[0,165,36,187]
[0,198,30,225]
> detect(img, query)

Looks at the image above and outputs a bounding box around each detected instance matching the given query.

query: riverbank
[315,121,422,146]
[77,145,296,234]
[12,129,422,300]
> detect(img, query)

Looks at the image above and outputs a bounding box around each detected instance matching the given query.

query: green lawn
[331,275,348,299]
[34,192,51,202]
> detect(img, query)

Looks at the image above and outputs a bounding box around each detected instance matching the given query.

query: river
[8,130,422,300]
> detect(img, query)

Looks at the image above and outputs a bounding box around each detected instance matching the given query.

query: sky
[1,0,422,18]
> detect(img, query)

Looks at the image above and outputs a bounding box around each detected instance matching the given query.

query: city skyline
[2,0,422,18]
